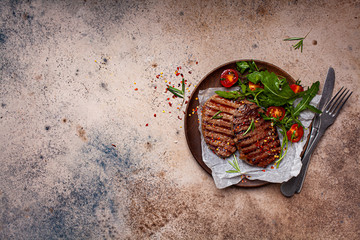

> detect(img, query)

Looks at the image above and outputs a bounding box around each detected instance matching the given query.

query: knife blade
[280,67,335,197]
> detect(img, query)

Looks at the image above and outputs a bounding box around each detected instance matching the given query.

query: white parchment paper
[198,87,321,189]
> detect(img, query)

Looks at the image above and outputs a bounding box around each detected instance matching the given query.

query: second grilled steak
[233,100,281,167]
[201,94,240,158]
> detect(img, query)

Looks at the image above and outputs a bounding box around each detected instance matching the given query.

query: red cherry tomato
[220,69,239,88]
[248,82,264,91]
[290,84,304,94]
[266,106,286,121]
[286,123,304,142]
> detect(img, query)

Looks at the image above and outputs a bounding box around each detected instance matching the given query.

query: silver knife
[280,67,335,197]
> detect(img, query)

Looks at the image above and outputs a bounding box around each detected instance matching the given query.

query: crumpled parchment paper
[198,87,321,189]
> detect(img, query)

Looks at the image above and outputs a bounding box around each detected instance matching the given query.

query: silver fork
[281,87,353,197]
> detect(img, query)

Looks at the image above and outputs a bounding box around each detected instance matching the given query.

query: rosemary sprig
[211,111,223,119]
[242,119,255,136]
[283,30,311,52]
[167,78,185,98]
[226,154,241,173]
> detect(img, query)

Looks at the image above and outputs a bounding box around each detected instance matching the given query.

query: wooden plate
[184,60,296,187]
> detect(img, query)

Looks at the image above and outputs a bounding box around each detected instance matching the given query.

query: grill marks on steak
[201,95,239,158]
[233,100,281,167]
[201,95,282,168]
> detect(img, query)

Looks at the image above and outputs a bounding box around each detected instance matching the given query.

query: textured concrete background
[0,0,359,239]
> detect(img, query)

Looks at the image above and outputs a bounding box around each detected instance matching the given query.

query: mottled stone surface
[0,0,359,239]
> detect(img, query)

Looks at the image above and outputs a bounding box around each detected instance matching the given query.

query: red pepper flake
[154,114,157,117]
[168,102,172,107]
[185,101,188,104]
[179,66,182,69]
[271,166,274,169]
[156,75,160,78]
[196,61,198,64]
[177,116,182,120]
[154,86,157,89]
[188,71,192,74]
[145,123,149,126]
[177,67,180,70]
[176,72,180,76]
[262,169,266,172]
[167,98,170,100]
[180,73,184,77]
[111,144,116,147]
[134,88,138,91]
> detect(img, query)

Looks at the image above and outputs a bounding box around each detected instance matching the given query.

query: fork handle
[280,129,325,197]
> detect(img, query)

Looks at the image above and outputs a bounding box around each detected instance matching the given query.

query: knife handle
[280,128,324,197]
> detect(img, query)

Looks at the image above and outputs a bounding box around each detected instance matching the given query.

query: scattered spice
[111,144,116,147]
[147,62,198,127]
[134,88,138,91]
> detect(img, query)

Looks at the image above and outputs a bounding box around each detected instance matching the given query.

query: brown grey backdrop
[0,0,359,239]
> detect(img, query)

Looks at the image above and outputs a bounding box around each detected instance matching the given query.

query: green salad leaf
[292,81,321,117]
[215,90,244,100]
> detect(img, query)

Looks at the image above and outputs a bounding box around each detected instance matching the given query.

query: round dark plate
[184,59,296,187]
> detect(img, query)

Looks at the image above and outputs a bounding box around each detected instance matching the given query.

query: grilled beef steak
[201,95,240,158]
[233,99,281,167]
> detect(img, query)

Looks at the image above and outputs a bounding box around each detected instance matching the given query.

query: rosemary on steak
[211,111,223,119]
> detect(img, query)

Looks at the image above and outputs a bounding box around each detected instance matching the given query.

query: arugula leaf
[307,104,322,114]
[240,82,248,94]
[250,60,259,72]
[236,61,250,74]
[235,61,258,74]
[292,81,320,117]
[215,90,244,100]
[258,71,297,107]
[247,71,264,84]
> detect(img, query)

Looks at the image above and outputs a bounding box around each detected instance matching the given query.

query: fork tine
[331,88,349,113]
[324,87,344,112]
[334,90,352,116]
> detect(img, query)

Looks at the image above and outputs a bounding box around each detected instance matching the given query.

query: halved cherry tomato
[248,82,264,91]
[290,84,304,94]
[266,106,286,121]
[286,123,304,142]
[220,69,239,88]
